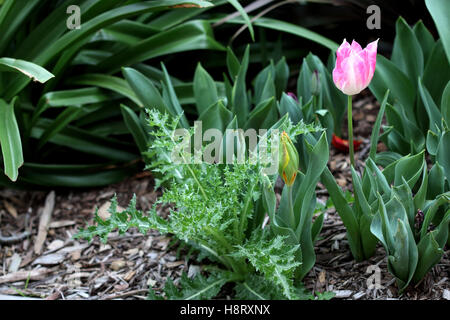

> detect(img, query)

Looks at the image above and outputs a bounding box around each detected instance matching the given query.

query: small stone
[110,259,126,271]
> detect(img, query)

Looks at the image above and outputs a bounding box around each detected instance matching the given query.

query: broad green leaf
[0,57,54,83]
[369,55,415,112]
[436,131,450,184]
[5,1,216,98]
[423,40,450,104]
[194,63,219,115]
[15,162,139,188]
[226,47,240,80]
[97,20,225,73]
[441,81,450,126]
[426,0,450,64]
[121,104,148,153]
[122,67,169,115]
[244,97,277,130]
[320,167,362,261]
[239,17,339,52]
[391,17,424,87]
[413,20,435,62]
[278,93,302,125]
[0,98,23,181]
[37,107,82,150]
[418,78,443,131]
[68,74,142,107]
[198,100,233,132]
[231,45,250,127]
[161,63,189,128]
[31,119,137,162]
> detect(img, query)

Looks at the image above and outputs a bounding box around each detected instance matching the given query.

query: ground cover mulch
[0,92,448,300]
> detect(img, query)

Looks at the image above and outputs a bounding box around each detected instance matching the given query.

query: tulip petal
[351,40,363,52]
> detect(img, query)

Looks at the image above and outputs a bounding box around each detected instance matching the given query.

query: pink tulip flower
[332,39,378,96]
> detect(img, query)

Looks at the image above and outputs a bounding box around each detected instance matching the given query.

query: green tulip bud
[311,70,320,96]
[278,131,299,186]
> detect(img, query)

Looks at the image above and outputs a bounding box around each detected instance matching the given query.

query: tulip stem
[287,185,296,227]
[347,95,355,168]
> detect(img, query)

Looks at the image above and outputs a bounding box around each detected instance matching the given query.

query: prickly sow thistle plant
[75,110,328,300]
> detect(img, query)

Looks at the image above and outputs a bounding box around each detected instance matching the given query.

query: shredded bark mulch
[0,92,448,300]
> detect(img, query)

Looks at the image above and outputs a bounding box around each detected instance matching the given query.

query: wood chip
[32,253,66,266]
[333,290,353,298]
[34,191,56,255]
[0,294,41,300]
[444,289,450,300]
[353,291,366,300]
[331,233,346,241]
[3,201,18,219]
[123,270,136,282]
[318,270,326,284]
[47,239,64,251]
[49,220,76,229]
[98,201,124,221]
[166,261,184,268]
[8,253,22,273]
[110,260,126,271]
[0,268,54,284]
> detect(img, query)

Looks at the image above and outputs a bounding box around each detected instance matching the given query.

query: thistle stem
[347,95,355,168]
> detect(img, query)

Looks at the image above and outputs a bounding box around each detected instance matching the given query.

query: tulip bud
[287,92,299,102]
[311,70,320,96]
[278,131,299,186]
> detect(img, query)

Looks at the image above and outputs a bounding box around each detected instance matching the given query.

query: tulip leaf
[441,81,450,126]
[198,100,232,132]
[278,93,302,125]
[194,62,219,116]
[426,0,450,65]
[413,20,435,63]
[418,78,444,132]
[436,131,450,184]
[391,17,424,87]
[370,55,415,113]
[231,45,250,127]
[423,40,450,104]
